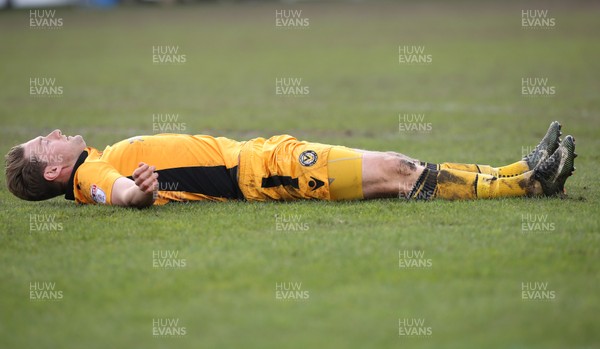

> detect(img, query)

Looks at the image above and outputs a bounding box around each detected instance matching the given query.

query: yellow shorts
[238,135,364,201]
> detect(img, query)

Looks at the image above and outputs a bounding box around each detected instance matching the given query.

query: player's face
[23,129,86,165]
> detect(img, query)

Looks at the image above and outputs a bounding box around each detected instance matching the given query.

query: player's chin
[72,135,86,146]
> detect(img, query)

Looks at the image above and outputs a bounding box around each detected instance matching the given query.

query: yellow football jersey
[65,134,245,205]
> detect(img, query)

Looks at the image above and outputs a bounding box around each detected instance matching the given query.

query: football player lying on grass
[5,121,576,208]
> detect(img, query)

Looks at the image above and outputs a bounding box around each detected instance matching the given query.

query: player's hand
[132,162,159,195]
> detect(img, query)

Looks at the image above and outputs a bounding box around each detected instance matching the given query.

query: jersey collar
[64,150,89,201]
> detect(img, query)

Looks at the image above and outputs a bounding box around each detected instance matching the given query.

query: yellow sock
[495,161,530,177]
[423,160,530,178]
[410,168,538,200]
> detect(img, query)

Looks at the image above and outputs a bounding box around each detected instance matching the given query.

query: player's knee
[383,155,418,178]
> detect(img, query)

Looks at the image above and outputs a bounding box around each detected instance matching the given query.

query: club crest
[299,150,318,167]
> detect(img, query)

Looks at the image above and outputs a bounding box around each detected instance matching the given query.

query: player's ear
[43,165,62,182]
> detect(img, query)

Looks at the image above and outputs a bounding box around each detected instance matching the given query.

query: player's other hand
[132,162,159,195]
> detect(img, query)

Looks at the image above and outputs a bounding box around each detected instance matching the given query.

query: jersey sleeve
[73,161,124,205]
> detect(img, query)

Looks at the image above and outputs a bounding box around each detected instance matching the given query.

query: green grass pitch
[0,2,599,348]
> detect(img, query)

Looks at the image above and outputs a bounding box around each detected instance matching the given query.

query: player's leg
[419,121,562,178]
[357,151,539,200]
[349,135,575,200]
[330,148,538,200]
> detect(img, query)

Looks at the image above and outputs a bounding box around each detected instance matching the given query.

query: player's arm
[111,163,159,208]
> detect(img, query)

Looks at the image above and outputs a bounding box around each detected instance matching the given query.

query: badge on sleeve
[299,150,318,167]
[91,184,107,204]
